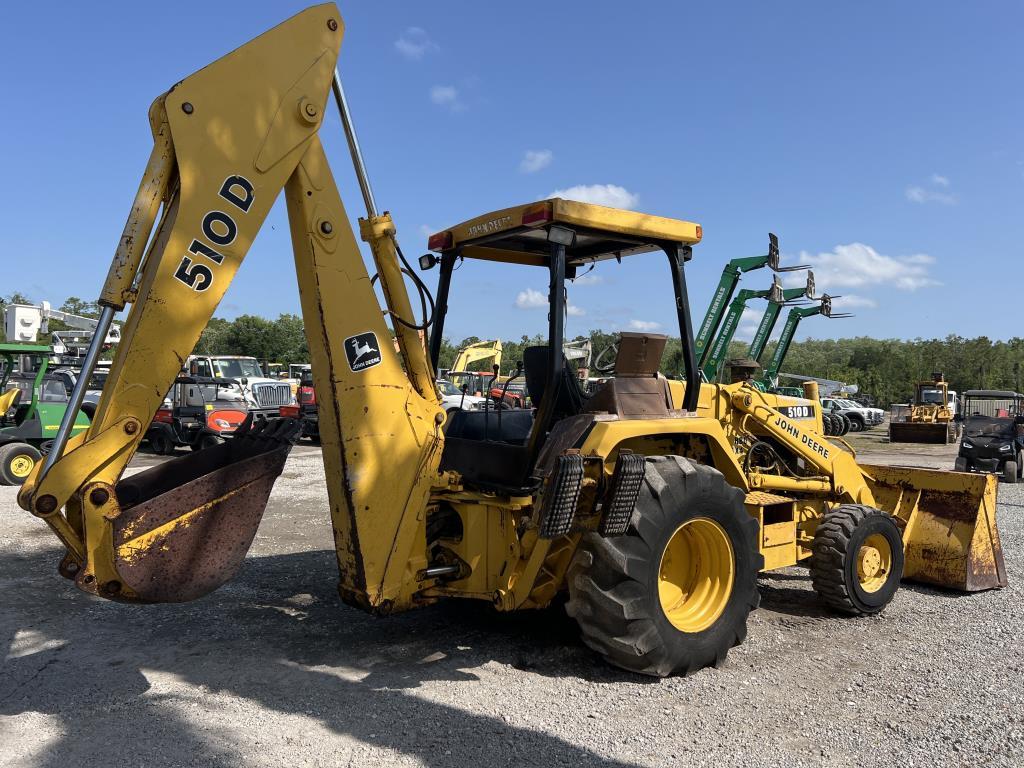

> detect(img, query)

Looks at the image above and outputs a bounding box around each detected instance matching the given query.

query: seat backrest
[0,387,22,415]
[523,346,586,420]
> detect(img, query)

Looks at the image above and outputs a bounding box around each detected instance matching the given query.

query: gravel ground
[1,438,1022,767]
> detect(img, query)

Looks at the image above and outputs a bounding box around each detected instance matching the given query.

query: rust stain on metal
[98,420,295,603]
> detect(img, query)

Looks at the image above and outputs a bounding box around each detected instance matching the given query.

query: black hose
[367,239,437,331]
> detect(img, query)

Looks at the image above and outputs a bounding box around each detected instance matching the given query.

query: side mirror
[185,385,205,408]
[461,384,469,394]
[241,377,249,386]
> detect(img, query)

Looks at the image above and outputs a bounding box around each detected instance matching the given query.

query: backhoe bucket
[863,463,1006,592]
[94,419,297,603]
[888,421,951,444]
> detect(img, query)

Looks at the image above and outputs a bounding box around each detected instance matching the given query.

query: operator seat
[523,346,587,420]
[0,387,21,417]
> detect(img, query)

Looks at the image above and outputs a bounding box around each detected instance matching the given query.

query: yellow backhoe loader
[444,339,503,396]
[18,5,1005,677]
[889,373,959,444]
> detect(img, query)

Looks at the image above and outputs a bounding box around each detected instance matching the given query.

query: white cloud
[571,274,603,286]
[567,304,585,317]
[906,174,956,205]
[548,184,639,209]
[831,294,877,309]
[520,149,553,174]
[628,319,661,331]
[783,243,940,292]
[395,28,439,60]
[430,85,465,111]
[735,307,762,342]
[515,288,546,309]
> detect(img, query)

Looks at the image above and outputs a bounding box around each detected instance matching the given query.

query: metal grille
[538,454,585,540]
[252,383,293,408]
[600,451,646,537]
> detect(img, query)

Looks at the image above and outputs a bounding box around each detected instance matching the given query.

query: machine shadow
[1,546,647,768]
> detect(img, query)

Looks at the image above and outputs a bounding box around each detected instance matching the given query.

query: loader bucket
[888,421,951,444]
[94,418,298,603]
[862,463,1007,592]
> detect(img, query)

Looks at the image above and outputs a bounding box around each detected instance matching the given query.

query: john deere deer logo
[344,332,382,372]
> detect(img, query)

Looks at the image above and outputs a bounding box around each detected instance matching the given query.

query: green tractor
[0,343,91,485]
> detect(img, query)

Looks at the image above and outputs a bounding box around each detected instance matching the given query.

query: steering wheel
[593,339,620,375]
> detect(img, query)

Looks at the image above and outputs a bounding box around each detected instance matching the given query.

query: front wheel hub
[856,533,892,593]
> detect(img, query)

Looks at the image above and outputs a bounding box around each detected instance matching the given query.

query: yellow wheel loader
[889,374,959,444]
[18,5,1005,677]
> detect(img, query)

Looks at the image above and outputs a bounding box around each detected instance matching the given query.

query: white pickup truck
[820,396,884,432]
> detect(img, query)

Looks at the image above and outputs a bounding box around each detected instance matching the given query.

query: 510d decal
[173,175,255,292]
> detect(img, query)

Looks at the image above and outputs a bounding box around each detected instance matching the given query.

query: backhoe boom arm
[18,4,445,609]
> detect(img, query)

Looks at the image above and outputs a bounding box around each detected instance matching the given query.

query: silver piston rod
[38,305,117,479]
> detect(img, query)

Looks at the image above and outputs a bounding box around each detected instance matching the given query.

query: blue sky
[2,2,1022,345]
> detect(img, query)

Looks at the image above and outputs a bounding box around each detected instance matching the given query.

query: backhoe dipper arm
[450,340,503,373]
[18,5,445,609]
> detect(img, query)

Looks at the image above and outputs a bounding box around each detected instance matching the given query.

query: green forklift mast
[700,276,784,382]
[693,233,806,368]
[758,295,852,389]
[748,271,816,363]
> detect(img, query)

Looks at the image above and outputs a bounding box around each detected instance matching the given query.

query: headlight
[1000,444,1012,452]
[214,419,232,429]
[961,441,973,449]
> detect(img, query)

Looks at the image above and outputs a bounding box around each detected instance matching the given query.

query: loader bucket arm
[17,4,445,609]
[731,388,1006,593]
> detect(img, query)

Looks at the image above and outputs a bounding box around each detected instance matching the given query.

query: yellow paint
[15,3,1003,622]
[658,518,734,633]
[9,452,35,478]
[857,533,892,593]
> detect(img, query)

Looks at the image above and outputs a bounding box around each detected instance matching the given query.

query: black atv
[954,390,1024,483]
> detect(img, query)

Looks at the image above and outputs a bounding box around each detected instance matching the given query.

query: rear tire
[148,432,173,456]
[0,443,42,486]
[838,415,852,435]
[565,456,762,677]
[810,505,903,616]
[1003,460,1018,484]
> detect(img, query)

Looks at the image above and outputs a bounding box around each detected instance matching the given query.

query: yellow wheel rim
[856,533,892,594]
[9,453,35,479]
[658,517,735,633]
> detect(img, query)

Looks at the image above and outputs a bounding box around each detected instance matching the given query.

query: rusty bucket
[84,418,298,603]
[864,463,1007,592]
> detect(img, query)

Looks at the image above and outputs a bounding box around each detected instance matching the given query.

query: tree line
[6,293,1022,406]
[440,331,1024,407]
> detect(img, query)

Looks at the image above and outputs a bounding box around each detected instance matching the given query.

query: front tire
[954,456,968,472]
[0,443,42,486]
[810,505,903,616]
[1003,460,1018,484]
[565,456,762,677]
